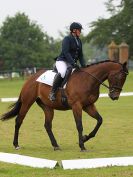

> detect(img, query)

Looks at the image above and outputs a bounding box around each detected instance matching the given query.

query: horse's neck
[87,64,109,81]
[86,62,119,82]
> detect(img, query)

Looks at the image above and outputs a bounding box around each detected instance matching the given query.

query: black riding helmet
[70,22,83,32]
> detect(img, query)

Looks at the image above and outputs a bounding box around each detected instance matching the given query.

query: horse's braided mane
[86,60,122,67]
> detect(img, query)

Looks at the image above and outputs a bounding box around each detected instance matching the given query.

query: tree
[85,0,133,59]
[0,12,59,70]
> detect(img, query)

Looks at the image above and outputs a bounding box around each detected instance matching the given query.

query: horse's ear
[122,62,127,69]
[122,62,129,74]
[123,61,127,67]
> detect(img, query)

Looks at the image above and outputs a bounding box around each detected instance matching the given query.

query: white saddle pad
[36,69,75,87]
[36,70,56,86]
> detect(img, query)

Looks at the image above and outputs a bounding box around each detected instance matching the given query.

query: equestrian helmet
[70,22,83,31]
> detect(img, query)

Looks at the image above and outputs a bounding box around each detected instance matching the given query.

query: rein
[80,69,110,90]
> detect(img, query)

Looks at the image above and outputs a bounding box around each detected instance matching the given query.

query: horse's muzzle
[109,93,119,100]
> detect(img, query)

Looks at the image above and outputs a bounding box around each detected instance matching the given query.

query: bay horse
[0,60,128,151]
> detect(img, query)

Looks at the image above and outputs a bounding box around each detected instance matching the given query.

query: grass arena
[0,71,133,177]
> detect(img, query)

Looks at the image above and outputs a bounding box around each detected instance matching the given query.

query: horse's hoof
[80,149,88,152]
[80,147,88,152]
[15,146,20,150]
[54,146,61,151]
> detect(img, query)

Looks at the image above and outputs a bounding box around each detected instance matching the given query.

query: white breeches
[55,61,68,78]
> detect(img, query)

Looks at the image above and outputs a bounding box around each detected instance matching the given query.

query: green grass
[0,163,133,177]
[0,72,133,177]
[0,78,24,97]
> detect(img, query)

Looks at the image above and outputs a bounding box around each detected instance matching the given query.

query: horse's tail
[1,96,22,121]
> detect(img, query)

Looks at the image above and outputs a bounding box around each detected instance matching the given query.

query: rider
[49,22,86,101]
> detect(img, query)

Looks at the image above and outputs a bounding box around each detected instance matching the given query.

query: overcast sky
[0,0,112,39]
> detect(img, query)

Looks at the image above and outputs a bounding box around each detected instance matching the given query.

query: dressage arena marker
[0,152,133,169]
[99,92,133,97]
[0,152,57,169]
[0,92,133,102]
[61,157,133,169]
[0,97,18,102]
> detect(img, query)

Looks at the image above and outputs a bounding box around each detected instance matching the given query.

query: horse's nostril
[112,95,119,100]
[109,93,119,100]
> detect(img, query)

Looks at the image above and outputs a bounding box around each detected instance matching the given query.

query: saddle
[36,70,69,107]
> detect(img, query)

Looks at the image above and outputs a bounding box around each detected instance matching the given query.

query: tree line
[0,0,132,70]
[85,0,133,59]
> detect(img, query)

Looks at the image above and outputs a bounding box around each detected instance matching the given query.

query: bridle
[79,68,128,93]
[108,69,128,93]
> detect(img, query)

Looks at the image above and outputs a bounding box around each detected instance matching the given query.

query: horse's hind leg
[83,104,103,143]
[13,102,32,149]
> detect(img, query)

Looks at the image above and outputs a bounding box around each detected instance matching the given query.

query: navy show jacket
[57,34,86,67]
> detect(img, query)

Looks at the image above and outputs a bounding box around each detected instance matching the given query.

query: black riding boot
[61,67,72,88]
[49,73,63,101]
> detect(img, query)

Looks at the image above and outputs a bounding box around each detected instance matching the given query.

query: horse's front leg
[72,102,86,151]
[83,104,103,143]
[44,107,60,151]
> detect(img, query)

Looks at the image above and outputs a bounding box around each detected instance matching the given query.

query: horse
[0,60,128,151]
